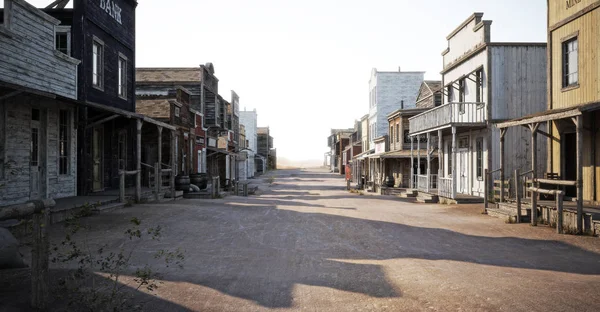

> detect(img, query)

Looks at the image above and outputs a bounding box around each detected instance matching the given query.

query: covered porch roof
[496,101,600,129]
[381,149,438,159]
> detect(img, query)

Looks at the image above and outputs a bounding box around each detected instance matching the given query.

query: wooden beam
[451,126,457,199]
[531,125,538,226]
[85,114,119,129]
[0,90,22,101]
[496,109,582,129]
[135,120,143,203]
[500,128,506,203]
[576,116,583,233]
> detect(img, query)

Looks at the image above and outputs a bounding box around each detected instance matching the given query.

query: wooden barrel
[175,175,190,193]
[189,173,208,190]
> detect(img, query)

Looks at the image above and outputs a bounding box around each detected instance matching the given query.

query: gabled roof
[424,80,442,93]
[136,68,201,83]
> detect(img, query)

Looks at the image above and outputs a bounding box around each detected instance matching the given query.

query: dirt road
[4,168,600,311]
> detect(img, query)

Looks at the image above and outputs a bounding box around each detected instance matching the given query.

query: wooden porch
[495,102,600,234]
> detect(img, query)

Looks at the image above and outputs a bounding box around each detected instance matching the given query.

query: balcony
[409,102,486,135]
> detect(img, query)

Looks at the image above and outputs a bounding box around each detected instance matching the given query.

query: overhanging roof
[380,149,438,159]
[496,102,600,129]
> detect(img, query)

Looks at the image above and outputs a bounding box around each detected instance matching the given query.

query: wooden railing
[409,102,486,134]
[439,177,453,199]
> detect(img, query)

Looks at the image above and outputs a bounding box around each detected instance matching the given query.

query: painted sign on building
[99,0,123,24]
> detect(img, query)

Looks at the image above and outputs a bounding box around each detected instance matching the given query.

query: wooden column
[189,132,194,175]
[410,136,414,189]
[438,130,442,178]
[426,132,431,192]
[135,119,142,203]
[157,126,163,196]
[529,123,540,226]
[451,126,457,199]
[500,128,506,203]
[575,116,583,234]
[417,134,421,178]
[170,130,176,200]
[515,169,521,223]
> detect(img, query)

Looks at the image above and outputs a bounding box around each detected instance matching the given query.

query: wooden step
[416,193,439,203]
[486,208,519,223]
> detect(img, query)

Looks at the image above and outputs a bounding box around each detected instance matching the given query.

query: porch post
[426,132,431,192]
[575,116,583,234]
[170,130,176,201]
[189,131,194,175]
[135,119,142,203]
[157,126,163,198]
[499,129,506,203]
[451,126,457,199]
[530,123,539,226]
[438,129,442,177]
[410,136,414,189]
[417,134,421,190]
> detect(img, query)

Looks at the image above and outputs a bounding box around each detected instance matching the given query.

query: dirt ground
[2,168,600,311]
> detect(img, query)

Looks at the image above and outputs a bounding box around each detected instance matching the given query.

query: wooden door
[30,117,41,199]
[457,150,468,194]
[92,127,104,192]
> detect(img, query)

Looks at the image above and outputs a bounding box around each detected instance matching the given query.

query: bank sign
[99,0,123,25]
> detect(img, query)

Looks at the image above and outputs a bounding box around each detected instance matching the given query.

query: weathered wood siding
[548,2,600,203]
[0,0,79,99]
[548,0,599,27]
[550,7,599,110]
[0,95,77,206]
[443,14,489,69]
[489,45,548,181]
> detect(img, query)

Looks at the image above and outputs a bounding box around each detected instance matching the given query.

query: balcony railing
[409,102,486,134]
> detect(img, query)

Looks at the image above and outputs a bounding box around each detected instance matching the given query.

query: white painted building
[239,109,258,178]
[408,13,547,201]
[368,68,424,151]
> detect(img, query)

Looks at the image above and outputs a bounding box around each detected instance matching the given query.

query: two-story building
[136,87,195,187]
[239,108,258,178]
[41,0,175,202]
[0,0,80,206]
[409,13,547,203]
[496,0,600,233]
[368,68,424,150]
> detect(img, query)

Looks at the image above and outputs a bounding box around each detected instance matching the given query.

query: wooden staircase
[416,192,439,203]
[399,189,418,198]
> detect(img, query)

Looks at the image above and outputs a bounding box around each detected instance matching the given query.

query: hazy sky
[24,0,548,163]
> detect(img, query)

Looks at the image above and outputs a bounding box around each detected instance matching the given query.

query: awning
[84,100,176,131]
[207,147,237,157]
[380,149,438,159]
[496,101,600,129]
[353,149,374,160]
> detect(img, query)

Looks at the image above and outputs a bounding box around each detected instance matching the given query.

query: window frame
[476,137,484,180]
[55,26,71,56]
[446,84,453,103]
[118,53,128,100]
[92,37,105,91]
[58,109,70,175]
[475,69,483,103]
[561,33,579,90]
[458,78,465,102]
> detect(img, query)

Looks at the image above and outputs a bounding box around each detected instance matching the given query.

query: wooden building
[496,0,600,233]
[327,129,353,174]
[0,0,80,206]
[136,65,229,183]
[39,0,174,202]
[136,87,195,182]
[383,107,437,190]
[409,13,547,203]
